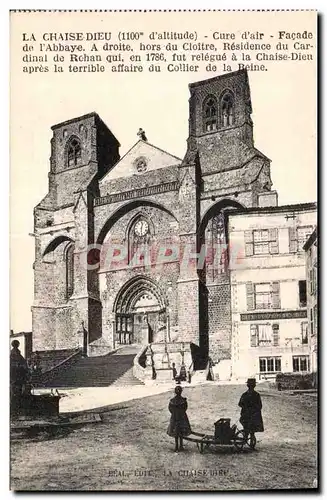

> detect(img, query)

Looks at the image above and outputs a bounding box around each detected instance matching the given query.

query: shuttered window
[310,308,314,336]
[289,227,297,253]
[244,231,254,256]
[244,229,279,256]
[309,269,316,295]
[253,229,269,254]
[271,282,281,309]
[246,282,255,310]
[268,228,279,254]
[299,280,307,307]
[251,324,278,347]
[272,324,280,346]
[255,283,272,309]
[301,322,308,345]
[250,325,258,347]
[258,324,272,345]
[246,282,281,311]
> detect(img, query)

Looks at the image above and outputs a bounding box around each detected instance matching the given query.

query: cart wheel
[247,434,257,450]
[234,430,245,451]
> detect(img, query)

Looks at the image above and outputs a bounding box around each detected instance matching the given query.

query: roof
[99,139,181,184]
[113,139,182,167]
[303,226,317,251]
[10,331,32,338]
[203,158,266,191]
[51,112,121,146]
[189,69,248,89]
[51,112,99,130]
[225,202,317,218]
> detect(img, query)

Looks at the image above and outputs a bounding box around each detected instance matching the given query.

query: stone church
[32,69,278,376]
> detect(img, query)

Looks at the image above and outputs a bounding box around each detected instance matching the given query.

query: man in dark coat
[238,378,264,445]
[167,386,191,452]
[10,340,29,415]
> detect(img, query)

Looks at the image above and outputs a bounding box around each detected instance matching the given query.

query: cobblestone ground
[10,385,318,491]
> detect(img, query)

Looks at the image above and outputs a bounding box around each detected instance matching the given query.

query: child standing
[167,386,192,452]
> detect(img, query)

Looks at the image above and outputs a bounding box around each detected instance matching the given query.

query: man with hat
[238,378,264,448]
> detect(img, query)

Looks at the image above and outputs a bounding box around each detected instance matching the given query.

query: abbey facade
[32,69,281,373]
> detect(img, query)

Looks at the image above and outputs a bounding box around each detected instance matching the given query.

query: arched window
[221,92,234,127]
[206,212,228,282]
[203,96,218,132]
[65,244,74,299]
[67,137,81,168]
[128,217,151,266]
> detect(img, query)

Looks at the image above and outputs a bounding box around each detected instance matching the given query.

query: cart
[183,419,257,454]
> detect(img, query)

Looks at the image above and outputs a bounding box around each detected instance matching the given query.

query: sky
[10,10,317,332]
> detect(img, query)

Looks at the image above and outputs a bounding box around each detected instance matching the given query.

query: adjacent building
[228,204,317,381]
[304,227,318,373]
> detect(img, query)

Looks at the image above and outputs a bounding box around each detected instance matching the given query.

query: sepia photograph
[9,10,318,491]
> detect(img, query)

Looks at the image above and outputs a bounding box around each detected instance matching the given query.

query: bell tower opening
[186,69,254,157]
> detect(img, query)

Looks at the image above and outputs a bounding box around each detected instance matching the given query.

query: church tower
[32,113,120,351]
[186,68,254,165]
[181,69,278,363]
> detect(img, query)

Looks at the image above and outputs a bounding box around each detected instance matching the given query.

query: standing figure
[137,127,148,142]
[238,378,264,447]
[10,340,29,415]
[167,386,192,452]
[208,356,215,381]
[29,351,42,376]
[179,363,187,382]
[171,362,177,381]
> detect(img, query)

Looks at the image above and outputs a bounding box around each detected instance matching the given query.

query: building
[228,205,317,381]
[304,227,318,373]
[32,68,316,380]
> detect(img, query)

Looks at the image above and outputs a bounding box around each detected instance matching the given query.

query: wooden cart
[183,423,257,454]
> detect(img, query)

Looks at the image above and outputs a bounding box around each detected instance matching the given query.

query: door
[116,314,134,344]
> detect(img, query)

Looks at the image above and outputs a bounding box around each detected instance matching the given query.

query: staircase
[36,349,79,373]
[38,345,143,389]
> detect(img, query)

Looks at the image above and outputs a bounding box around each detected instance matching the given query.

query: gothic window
[206,212,228,282]
[128,217,151,266]
[203,96,218,132]
[67,137,82,168]
[65,243,74,299]
[221,92,234,127]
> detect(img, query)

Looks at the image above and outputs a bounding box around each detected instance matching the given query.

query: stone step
[39,346,143,388]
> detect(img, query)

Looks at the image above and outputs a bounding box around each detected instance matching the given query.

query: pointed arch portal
[113,276,168,345]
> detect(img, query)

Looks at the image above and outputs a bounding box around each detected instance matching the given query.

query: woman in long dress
[167,386,192,452]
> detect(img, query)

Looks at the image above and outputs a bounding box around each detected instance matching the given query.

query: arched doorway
[113,276,168,345]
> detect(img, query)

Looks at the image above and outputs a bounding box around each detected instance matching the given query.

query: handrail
[32,348,82,386]
[132,344,148,382]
